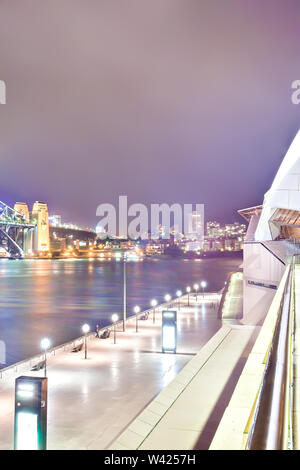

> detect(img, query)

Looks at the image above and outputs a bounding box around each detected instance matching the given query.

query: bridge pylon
[32,201,50,255]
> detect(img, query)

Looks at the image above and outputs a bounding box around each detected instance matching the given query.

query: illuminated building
[187,211,203,243]
[48,214,62,226]
[239,130,300,320]
[206,221,221,238]
[145,242,164,256]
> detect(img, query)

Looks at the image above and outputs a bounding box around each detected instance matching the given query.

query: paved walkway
[110,323,259,450]
[0,295,220,450]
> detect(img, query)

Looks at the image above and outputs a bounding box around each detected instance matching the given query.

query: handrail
[0,291,221,379]
[246,260,295,449]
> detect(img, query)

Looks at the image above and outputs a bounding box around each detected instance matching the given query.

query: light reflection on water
[0,256,241,367]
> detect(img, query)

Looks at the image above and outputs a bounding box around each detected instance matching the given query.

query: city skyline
[0,0,299,226]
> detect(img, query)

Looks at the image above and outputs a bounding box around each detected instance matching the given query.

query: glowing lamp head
[164,294,171,302]
[40,338,51,351]
[82,323,90,335]
[151,299,158,307]
[186,286,191,293]
[176,290,182,297]
[201,281,207,288]
[133,305,140,314]
[112,314,119,323]
[193,283,199,291]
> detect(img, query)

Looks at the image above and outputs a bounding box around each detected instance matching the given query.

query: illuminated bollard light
[14,376,48,450]
[193,283,199,302]
[201,280,207,299]
[186,286,191,306]
[176,290,182,310]
[162,310,177,354]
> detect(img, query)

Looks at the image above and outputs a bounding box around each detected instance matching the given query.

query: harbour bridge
[0,200,97,258]
[0,201,35,257]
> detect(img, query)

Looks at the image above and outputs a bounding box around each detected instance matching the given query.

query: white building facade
[240,130,300,322]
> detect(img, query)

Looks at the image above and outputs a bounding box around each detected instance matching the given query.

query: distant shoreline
[160,250,243,260]
[0,251,243,261]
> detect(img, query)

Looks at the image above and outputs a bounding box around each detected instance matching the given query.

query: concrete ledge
[109,325,231,450]
[209,265,290,450]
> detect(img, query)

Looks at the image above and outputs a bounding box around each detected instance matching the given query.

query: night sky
[0,0,299,227]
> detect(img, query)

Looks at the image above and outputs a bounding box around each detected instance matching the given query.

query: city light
[193,283,199,302]
[82,324,90,335]
[164,294,171,303]
[162,310,177,353]
[176,290,182,310]
[40,338,51,351]
[112,314,119,323]
[186,286,191,307]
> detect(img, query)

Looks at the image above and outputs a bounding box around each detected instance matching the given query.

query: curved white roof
[255,130,300,241]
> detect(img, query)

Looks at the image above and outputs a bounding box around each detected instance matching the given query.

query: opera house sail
[239,130,300,322]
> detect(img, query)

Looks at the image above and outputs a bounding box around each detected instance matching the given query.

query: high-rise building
[187,211,203,243]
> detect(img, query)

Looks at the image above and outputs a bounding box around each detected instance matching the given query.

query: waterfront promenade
[110,325,260,450]
[0,294,221,450]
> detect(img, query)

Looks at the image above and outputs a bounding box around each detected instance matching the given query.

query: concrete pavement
[110,323,259,450]
[0,295,220,450]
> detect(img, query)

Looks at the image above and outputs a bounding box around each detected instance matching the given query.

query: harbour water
[0,256,241,367]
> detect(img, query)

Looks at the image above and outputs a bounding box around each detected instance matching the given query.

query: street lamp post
[151,299,158,324]
[123,253,127,332]
[176,290,182,310]
[134,306,140,333]
[112,314,119,344]
[82,324,90,359]
[40,338,51,378]
[186,286,191,306]
[201,280,207,299]
[193,283,199,302]
[164,294,171,305]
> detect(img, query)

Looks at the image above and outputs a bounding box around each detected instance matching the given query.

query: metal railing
[246,259,295,450]
[0,292,221,380]
[0,296,183,379]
